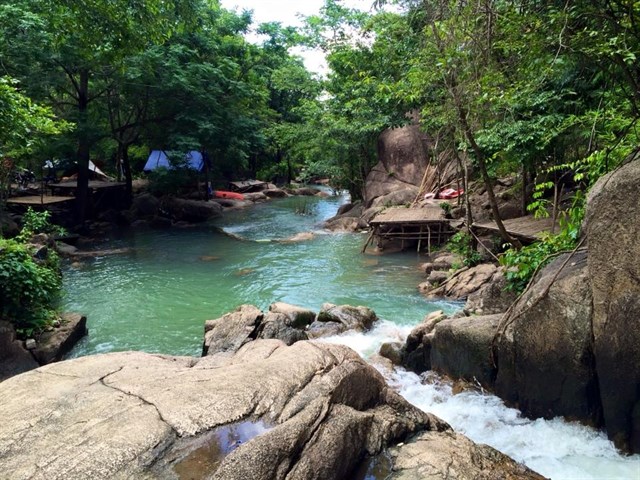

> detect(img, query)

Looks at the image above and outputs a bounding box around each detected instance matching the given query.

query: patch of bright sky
[218,0,384,75]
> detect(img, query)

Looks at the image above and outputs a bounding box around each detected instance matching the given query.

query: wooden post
[427,225,432,255]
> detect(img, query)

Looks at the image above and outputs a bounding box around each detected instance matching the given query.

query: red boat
[213,190,245,200]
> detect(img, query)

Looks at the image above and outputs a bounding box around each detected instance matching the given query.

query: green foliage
[501,195,584,293]
[16,207,66,241]
[0,237,61,336]
[447,231,482,267]
[147,167,198,197]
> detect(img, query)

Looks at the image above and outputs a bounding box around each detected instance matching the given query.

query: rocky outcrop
[494,252,600,424]
[307,303,378,339]
[422,263,500,300]
[162,197,223,223]
[202,304,312,356]
[323,203,367,232]
[431,314,501,389]
[388,430,544,479]
[0,342,451,479]
[365,124,432,204]
[398,310,448,373]
[464,267,517,315]
[31,313,88,365]
[585,156,640,452]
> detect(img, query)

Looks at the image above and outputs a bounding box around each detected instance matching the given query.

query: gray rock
[401,311,448,374]
[264,188,288,198]
[268,302,316,329]
[431,314,501,389]
[203,305,312,356]
[131,193,160,218]
[31,313,88,365]
[307,304,378,339]
[161,197,223,223]
[0,321,39,382]
[465,266,517,315]
[426,270,448,285]
[585,155,640,452]
[24,339,36,350]
[370,187,419,208]
[389,430,545,479]
[0,342,447,479]
[494,251,601,426]
[379,342,404,365]
[427,263,498,300]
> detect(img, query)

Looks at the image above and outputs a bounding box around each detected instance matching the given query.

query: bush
[0,238,61,337]
[500,195,584,293]
[447,231,482,267]
[16,207,66,241]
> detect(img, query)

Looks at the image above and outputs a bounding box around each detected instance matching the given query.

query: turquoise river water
[62,191,639,479]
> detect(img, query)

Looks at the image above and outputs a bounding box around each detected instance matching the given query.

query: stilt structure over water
[364,204,459,253]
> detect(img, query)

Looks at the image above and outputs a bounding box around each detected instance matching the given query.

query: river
[62,190,640,479]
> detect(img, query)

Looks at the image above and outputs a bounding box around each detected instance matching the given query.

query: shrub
[0,238,61,337]
[16,207,66,241]
[447,231,482,267]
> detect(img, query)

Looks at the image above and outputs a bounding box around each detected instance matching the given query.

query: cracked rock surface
[0,339,542,479]
[0,341,439,479]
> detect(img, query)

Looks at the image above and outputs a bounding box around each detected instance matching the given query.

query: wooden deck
[369,205,446,225]
[6,195,74,205]
[50,180,125,192]
[366,206,455,253]
[473,215,560,242]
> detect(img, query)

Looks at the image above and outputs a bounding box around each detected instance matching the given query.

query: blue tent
[143,150,204,172]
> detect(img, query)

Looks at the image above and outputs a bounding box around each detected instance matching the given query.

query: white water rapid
[319,320,640,480]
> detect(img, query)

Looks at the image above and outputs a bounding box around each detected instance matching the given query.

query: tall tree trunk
[121,144,133,208]
[75,69,90,224]
[452,93,522,249]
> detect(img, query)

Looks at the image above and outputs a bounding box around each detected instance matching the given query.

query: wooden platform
[473,215,560,242]
[369,205,446,225]
[366,206,456,253]
[6,195,74,206]
[49,180,125,193]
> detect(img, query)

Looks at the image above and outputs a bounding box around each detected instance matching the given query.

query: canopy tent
[143,150,204,172]
[88,160,110,180]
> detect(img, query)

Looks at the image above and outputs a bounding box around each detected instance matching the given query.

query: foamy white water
[319,321,640,480]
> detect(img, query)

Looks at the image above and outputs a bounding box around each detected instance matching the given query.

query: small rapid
[318,322,640,479]
[62,190,640,479]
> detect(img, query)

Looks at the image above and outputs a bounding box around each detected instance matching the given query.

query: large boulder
[430,314,501,389]
[370,187,420,208]
[494,251,601,425]
[161,197,223,223]
[399,310,448,374]
[130,192,160,218]
[0,342,449,479]
[585,156,640,452]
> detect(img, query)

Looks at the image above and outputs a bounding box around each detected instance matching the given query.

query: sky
[219,0,380,74]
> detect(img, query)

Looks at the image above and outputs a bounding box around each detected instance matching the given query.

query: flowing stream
[63,191,639,479]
